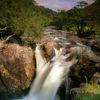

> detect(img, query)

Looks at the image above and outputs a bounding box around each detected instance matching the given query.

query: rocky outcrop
[88,38,100,54]
[91,72,100,84]
[0,42,35,93]
[0,29,99,99]
[40,29,100,89]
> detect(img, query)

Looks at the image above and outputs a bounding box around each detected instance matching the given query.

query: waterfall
[35,44,47,74]
[13,45,77,100]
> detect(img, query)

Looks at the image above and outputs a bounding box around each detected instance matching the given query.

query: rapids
[13,44,77,100]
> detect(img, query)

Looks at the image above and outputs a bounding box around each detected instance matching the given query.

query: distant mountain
[33,5,56,16]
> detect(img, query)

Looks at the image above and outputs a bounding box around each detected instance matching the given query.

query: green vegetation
[82,0,100,36]
[50,9,95,38]
[0,0,52,40]
[75,83,100,100]
[0,0,99,40]
[50,0,100,37]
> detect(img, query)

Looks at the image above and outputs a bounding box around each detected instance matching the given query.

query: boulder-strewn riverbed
[0,29,100,100]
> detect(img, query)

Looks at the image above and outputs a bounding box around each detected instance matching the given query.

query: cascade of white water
[13,45,77,100]
[35,44,47,74]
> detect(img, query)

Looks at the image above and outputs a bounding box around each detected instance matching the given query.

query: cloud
[35,0,95,11]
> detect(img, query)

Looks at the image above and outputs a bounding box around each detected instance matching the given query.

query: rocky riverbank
[0,29,100,100]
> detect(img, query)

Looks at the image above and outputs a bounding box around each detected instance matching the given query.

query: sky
[35,0,95,11]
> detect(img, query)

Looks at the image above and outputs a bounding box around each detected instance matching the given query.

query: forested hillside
[50,0,100,36]
[0,0,99,39]
[0,0,52,39]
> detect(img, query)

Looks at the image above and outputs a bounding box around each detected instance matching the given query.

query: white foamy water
[13,45,77,100]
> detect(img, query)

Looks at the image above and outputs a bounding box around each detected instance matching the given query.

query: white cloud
[35,0,95,11]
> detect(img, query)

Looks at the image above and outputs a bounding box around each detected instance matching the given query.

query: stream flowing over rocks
[0,28,100,100]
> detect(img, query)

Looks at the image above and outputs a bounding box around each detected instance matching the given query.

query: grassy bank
[75,83,100,100]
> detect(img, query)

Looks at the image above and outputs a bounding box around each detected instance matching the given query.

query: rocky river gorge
[0,28,100,100]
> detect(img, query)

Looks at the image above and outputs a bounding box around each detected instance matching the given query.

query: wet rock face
[0,29,99,99]
[0,43,35,93]
[42,38,100,87]
[92,72,100,84]
[43,42,59,60]
[88,38,100,52]
[39,30,100,100]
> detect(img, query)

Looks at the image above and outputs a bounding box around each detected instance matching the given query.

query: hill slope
[0,0,53,39]
[82,0,100,35]
[83,0,100,23]
[51,0,100,36]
